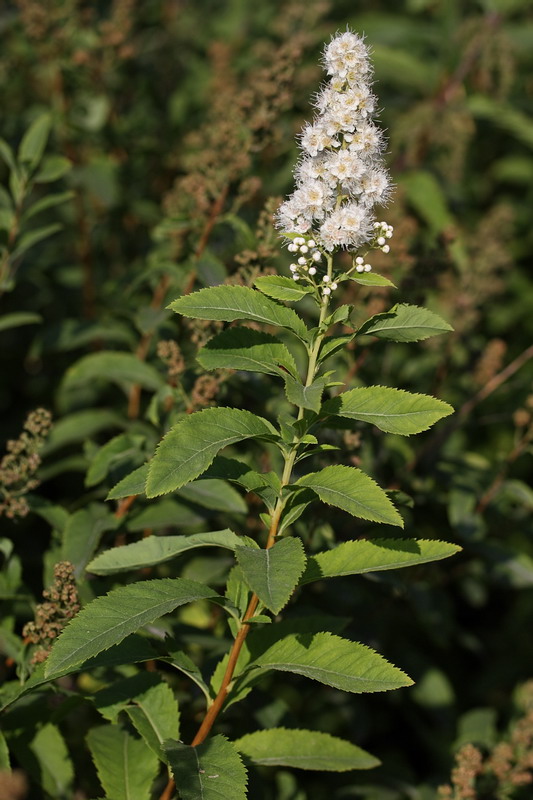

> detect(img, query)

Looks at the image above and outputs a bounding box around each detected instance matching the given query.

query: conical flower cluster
[276,30,391,253]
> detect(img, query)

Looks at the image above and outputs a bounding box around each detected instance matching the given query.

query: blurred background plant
[0,0,532,798]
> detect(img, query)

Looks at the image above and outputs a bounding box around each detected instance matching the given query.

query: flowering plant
[4,29,459,800]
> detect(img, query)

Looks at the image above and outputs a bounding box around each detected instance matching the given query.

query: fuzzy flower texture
[276,30,392,258]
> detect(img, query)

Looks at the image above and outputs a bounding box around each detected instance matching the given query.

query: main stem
[159,255,333,799]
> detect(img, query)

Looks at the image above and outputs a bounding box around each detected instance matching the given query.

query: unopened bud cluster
[276,29,392,258]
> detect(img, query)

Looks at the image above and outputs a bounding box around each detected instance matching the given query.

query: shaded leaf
[235,727,379,771]
[297,465,403,527]
[18,113,52,166]
[34,155,72,183]
[236,538,306,614]
[87,725,158,800]
[0,312,42,332]
[176,478,247,514]
[164,734,247,800]
[255,275,314,302]
[284,375,325,413]
[107,464,149,500]
[198,327,298,377]
[61,352,164,394]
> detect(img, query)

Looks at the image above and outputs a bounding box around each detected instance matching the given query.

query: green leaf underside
[88,530,245,575]
[62,351,164,393]
[236,538,307,614]
[87,725,159,800]
[198,327,298,377]
[45,579,219,675]
[254,275,314,302]
[125,680,180,760]
[284,375,325,413]
[324,386,453,435]
[301,538,462,585]
[170,285,308,339]
[357,304,453,341]
[146,407,278,497]
[165,734,247,800]
[234,728,380,771]
[250,631,412,693]
[297,465,403,527]
[107,464,149,500]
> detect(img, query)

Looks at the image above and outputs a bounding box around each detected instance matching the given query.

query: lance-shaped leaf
[61,351,164,394]
[234,728,379,771]
[170,284,308,340]
[284,375,326,413]
[88,529,249,575]
[236,537,306,614]
[45,578,220,676]
[301,538,461,585]
[255,275,314,302]
[107,464,149,500]
[125,681,180,761]
[197,327,298,377]
[323,386,453,435]
[146,407,278,498]
[357,303,453,342]
[249,631,412,693]
[87,725,159,800]
[297,465,403,527]
[164,734,247,800]
[349,272,395,287]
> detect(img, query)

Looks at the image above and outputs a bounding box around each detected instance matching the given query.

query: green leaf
[236,538,306,614]
[23,723,73,797]
[249,631,412,693]
[204,457,280,511]
[34,155,72,183]
[357,303,453,342]
[164,734,247,800]
[86,434,145,488]
[62,503,120,577]
[176,478,247,514]
[18,113,52,167]
[169,285,308,340]
[323,386,453,435]
[126,499,203,531]
[318,334,355,362]
[11,223,62,259]
[146,407,278,498]
[198,327,298,377]
[45,578,220,676]
[94,672,163,722]
[0,312,42,332]
[350,272,395,287]
[0,138,16,171]
[43,409,125,455]
[301,538,462,585]
[88,529,245,575]
[107,464,149,500]
[234,728,379,771]
[400,171,454,236]
[255,275,314,302]
[23,190,74,219]
[297,465,403,527]
[284,375,325,413]
[61,351,164,394]
[87,725,159,800]
[0,731,9,769]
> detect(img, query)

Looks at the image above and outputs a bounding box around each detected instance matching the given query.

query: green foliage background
[0,0,532,798]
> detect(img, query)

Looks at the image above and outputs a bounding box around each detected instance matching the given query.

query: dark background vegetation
[1,0,532,798]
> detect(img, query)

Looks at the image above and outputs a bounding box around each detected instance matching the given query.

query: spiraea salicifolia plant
[17,31,459,799]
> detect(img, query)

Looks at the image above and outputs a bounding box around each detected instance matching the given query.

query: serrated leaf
[234,728,379,771]
[88,529,244,575]
[170,284,308,340]
[284,375,325,413]
[87,725,159,800]
[350,272,395,287]
[318,334,355,362]
[18,113,52,166]
[297,465,403,527]
[198,327,298,377]
[61,351,164,395]
[125,680,180,760]
[176,478,247,514]
[86,434,145,488]
[204,457,280,511]
[94,672,163,722]
[254,275,314,302]
[107,464,149,500]
[45,579,220,676]
[164,734,247,800]
[357,303,453,342]
[0,312,42,332]
[21,723,74,797]
[301,538,461,584]
[236,538,306,614]
[146,407,278,498]
[62,502,120,577]
[249,631,412,693]
[323,386,453,435]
